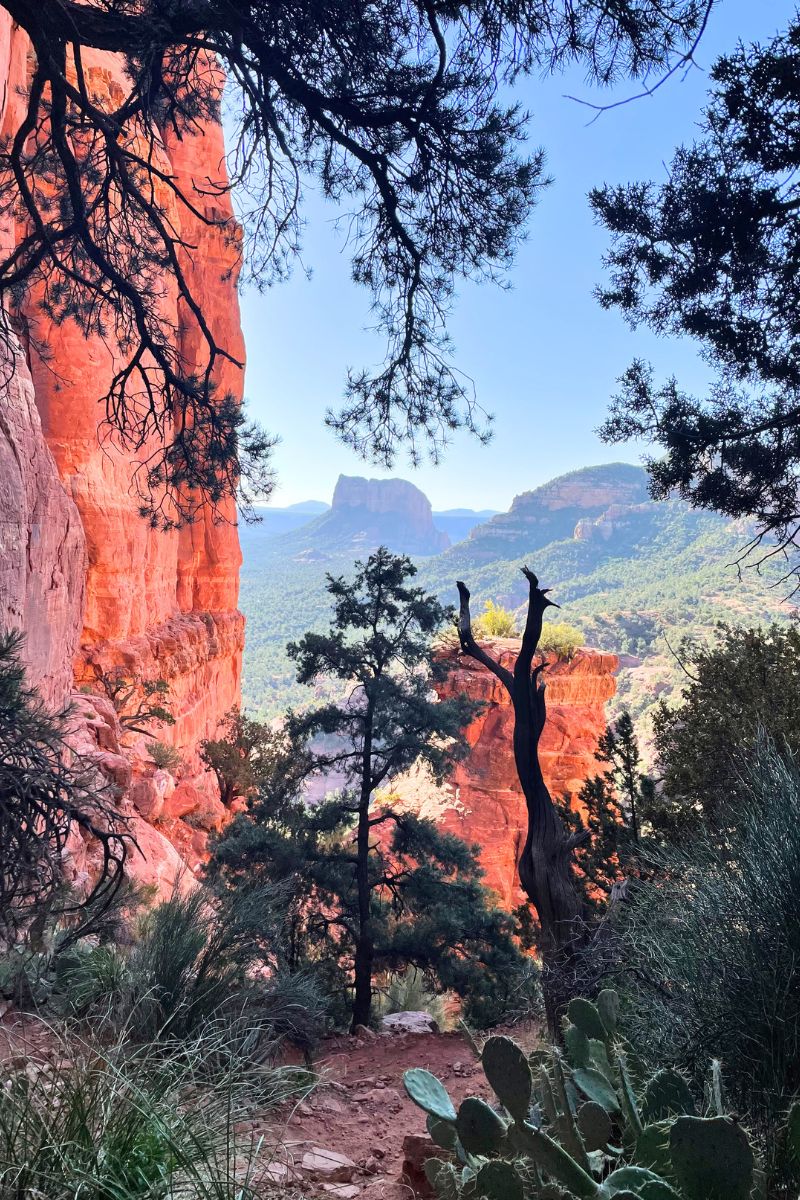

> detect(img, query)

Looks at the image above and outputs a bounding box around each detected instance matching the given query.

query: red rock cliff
[0,19,245,887]
[395,640,618,908]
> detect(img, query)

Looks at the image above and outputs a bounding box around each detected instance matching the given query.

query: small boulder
[129,778,164,822]
[163,782,203,821]
[381,1011,439,1035]
[301,1148,357,1184]
[401,1134,447,1195]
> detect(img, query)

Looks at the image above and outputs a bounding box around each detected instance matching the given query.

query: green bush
[55,886,326,1059]
[611,740,800,1156]
[0,1020,308,1200]
[404,988,781,1199]
[538,620,583,660]
[147,740,183,772]
[473,600,518,638]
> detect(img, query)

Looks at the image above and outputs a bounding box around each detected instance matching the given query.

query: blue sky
[238,2,795,511]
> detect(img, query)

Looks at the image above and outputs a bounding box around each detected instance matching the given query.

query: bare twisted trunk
[457,569,587,1033]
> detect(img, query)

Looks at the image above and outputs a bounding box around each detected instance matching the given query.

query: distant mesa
[280,475,452,557]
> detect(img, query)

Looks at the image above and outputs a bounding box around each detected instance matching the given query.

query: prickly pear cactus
[403,990,762,1200]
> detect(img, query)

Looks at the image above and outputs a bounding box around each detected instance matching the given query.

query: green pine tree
[558,710,655,910]
[210,548,530,1029]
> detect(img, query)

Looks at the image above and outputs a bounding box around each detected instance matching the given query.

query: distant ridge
[239,462,795,732]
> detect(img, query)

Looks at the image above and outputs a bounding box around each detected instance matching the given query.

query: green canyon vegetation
[5,0,800,1198]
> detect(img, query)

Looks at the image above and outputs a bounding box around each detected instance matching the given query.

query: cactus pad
[481,1035,532,1121]
[571,1066,621,1114]
[669,1115,754,1200]
[787,1100,800,1164]
[427,1113,458,1150]
[565,1022,591,1068]
[404,1068,457,1122]
[597,989,620,1037]
[424,1159,459,1200]
[604,1166,672,1194]
[456,1097,507,1156]
[634,1121,673,1178]
[641,1070,696,1123]
[567,997,608,1041]
[473,1160,524,1200]
[577,1100,613,1151]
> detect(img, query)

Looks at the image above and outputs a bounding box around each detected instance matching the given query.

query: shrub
[0,1020,308,1199]
[612,740,800,1153]
[54,886,327,1058]
[473,599,518,638]
[404,988,780,1199]
[0,630,127,955]
[651,623,800,842]
[147,740,183,772]
[538,620,583,660]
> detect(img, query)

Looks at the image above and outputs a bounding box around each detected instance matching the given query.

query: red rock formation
[0,333,87,707]
[398,640,618,909]
[323,475,450,554]
[0,19,246,884]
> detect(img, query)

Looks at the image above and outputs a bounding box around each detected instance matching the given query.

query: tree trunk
[457,570,587,1034]
[351,700,375,1032]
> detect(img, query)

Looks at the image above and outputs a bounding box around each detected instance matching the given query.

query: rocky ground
[259,1016,542,1199]
[0,1010,542,1199]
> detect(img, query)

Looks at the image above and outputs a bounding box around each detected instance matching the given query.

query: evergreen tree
[210,549,529,1029]
[651,623,800,845]
[592,15,800,580]
[558,710,655,910]
[200,708,298,808]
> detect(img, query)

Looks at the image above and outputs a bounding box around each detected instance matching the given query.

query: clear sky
[238,2,794,511]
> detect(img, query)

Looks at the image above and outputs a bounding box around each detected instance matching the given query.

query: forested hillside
[240,463,795,733]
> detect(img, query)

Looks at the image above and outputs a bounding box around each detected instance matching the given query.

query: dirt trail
[0,1012,541,1198]
[261,1022,541,1198]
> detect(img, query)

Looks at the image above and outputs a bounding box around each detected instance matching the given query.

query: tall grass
[0,1018,310,1199]
[615,739,800,1143]
[54,886,326,1058]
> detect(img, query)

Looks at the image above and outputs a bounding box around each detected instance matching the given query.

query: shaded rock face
[0,334,87,708]
[401,641,618,909]
[318,475,450,555]
[0,21,245,881]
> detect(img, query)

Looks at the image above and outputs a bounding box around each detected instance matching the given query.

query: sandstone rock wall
[0,332,87,707]
[397,641,618,908]
[0,18,246,885]
[0,17,243,728]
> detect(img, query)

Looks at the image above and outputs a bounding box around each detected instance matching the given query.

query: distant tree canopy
[1,0,713,521]
[650,623,800,843]
[592,14,800,580]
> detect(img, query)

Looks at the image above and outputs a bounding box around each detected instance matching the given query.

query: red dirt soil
[261,1023,542,1198]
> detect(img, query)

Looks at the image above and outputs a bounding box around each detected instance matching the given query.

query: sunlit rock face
[0,18,246,881]
[394,640,618,909]
[462,464,651,564]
